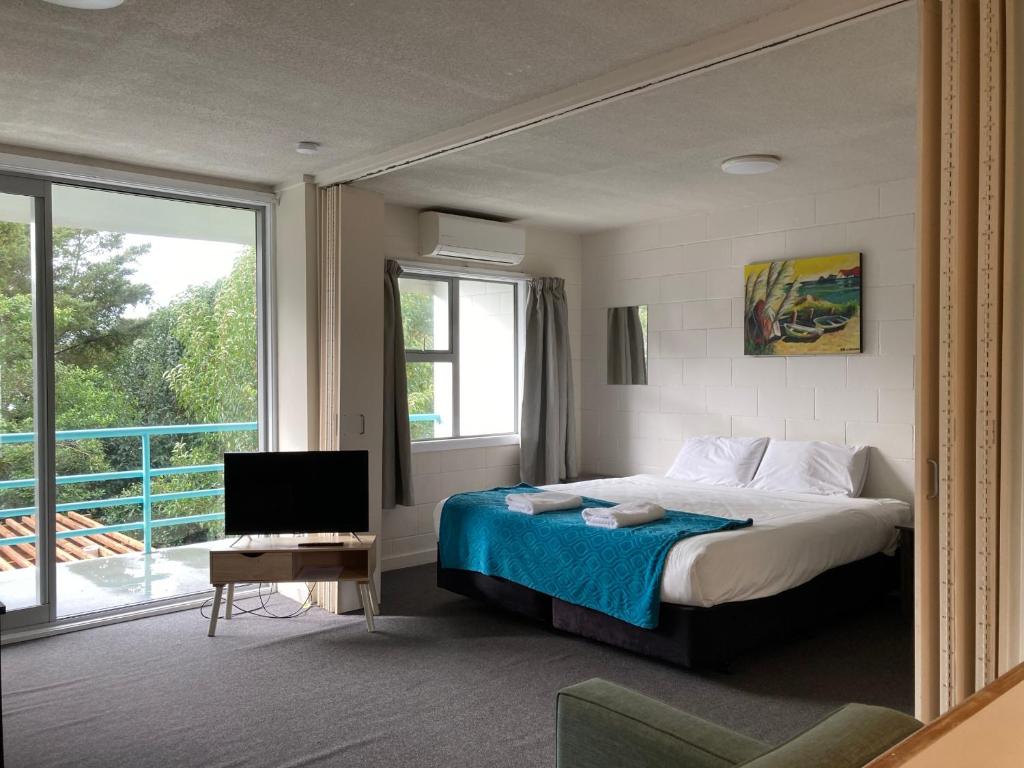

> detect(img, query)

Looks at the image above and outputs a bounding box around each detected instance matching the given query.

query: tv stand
[207,534,378,636]
[296,532,364,548]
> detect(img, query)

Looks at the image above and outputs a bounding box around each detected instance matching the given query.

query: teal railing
[0,422,257,554]
[409,413,441,424]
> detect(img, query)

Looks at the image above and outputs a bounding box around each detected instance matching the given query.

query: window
[400,274,519,441]
[0,176,269,625]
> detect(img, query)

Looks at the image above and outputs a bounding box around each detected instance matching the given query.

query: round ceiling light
[720,154,781,175]
[295,141,321,156]
[41,0,124,8]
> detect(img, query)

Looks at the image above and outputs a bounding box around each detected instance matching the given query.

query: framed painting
[743,252,862,356]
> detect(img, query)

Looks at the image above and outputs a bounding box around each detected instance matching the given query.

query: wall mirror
[607,305,648,385]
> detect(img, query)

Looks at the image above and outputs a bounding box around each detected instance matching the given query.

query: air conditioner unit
[419,211,525,265]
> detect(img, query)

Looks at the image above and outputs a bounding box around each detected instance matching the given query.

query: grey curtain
[607,306,648,385]
[383,259,413,508]
[520,277,578,485]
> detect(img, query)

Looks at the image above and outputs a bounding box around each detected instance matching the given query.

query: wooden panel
[998,0,1024,676]
[915,0,942,723]
[867,662,1024,767]
[938,0,980,712]
[297,550,369,580]
[210,552,295,583]
[215,533,375,553]
[975,0,1005,690]
[208,537,376,586]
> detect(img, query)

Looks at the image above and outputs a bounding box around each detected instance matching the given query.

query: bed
[432,473,911,669]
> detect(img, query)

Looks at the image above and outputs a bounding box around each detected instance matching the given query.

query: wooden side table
[896,524,913,622]
[207,534,378,636]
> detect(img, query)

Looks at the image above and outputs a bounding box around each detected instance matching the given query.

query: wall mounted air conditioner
[419,211,525,265]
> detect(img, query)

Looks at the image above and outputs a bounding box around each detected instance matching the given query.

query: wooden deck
[0,512,144,570]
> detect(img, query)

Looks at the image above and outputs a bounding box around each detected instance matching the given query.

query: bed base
[437,552,896,670]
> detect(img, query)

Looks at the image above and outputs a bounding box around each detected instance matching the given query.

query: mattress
[432,474,911,608]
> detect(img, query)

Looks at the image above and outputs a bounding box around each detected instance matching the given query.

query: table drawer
[210,552,295,583]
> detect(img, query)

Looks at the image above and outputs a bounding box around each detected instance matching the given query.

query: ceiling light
[720,154,781,175]
[295,141,321,156]
[41,0,124,9]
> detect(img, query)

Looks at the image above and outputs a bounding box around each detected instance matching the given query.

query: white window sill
[411,434,520,453]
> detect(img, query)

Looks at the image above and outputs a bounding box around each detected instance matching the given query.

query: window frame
[401,270,521,443]
[44,178,276,454]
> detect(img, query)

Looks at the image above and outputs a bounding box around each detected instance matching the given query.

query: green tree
[143,249,258,545]
[1,222,258,550]
[115,308,188,428]
[52,229,152,369]
[0,225,151,427]
[164,248,257,430]
[1,224,150,513]
[71,249,258,546]
[401,291,438,440]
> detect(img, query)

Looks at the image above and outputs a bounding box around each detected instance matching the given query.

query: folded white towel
[582,502,666,529]
[506,491,583,515]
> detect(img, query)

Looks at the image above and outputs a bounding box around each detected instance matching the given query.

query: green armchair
[556,679,921,768]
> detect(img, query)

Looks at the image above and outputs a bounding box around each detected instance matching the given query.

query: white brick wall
[382,445,521,569]
[580,180,917,501]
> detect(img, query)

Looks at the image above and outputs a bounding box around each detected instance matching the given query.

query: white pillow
[665,436,769,487]
[747,440,870,496]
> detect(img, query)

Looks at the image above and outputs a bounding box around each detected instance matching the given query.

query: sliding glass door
[0,174,269,627]
[0,177,56,629]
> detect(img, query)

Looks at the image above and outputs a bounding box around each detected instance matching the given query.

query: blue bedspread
[438,484,752,629]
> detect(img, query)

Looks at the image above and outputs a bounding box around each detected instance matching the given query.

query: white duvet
[432,474,911,608]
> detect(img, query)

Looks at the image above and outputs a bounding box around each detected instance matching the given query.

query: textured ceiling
[0,0,803,186]
[358,4,918,232]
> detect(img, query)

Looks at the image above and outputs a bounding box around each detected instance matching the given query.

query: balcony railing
[0,422,258,555]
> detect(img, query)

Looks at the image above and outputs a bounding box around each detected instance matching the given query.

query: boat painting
[744,252,863,356]
[782,323,823,342]
[813,315,851,333]
[782,323,824,342]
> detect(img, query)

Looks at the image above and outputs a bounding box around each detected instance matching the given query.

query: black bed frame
[438,552,897,670]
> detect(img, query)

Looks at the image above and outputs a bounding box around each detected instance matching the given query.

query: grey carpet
[1,564,911,768]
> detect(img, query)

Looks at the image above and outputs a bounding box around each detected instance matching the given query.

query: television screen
[223,450,368,535]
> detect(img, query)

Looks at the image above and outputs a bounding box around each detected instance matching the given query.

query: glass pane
[459,280,516,436]
[0,192,43,611]
[407,361,453,440]
[50,185,259,617]
[400,277,449,351]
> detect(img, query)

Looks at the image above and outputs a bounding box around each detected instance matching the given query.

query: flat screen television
[223,450,368,536]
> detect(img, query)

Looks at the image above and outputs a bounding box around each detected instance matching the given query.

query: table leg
[367,579,380,616]
[226,583,234,619]
[208,584,224,637]
[358,582,375,632]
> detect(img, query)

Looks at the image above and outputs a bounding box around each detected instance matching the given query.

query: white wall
[579,180,917,502]
[274,179,319,451]
[381,204,583,569]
